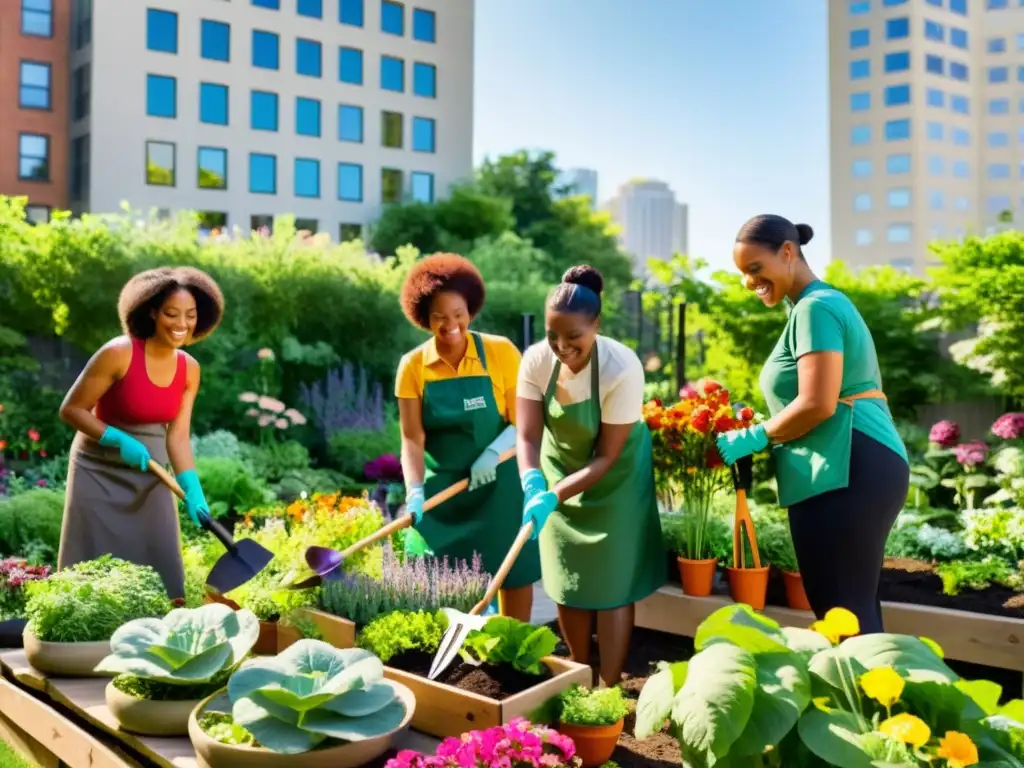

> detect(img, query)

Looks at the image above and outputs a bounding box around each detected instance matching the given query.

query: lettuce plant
[225,640,406,754]
[356,609,447,663]
[458,616,558,676]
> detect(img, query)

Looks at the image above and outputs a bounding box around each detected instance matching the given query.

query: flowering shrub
[992,412,1024,441]
[0,558,50,620]
[385,717,580,768]
[953,441,988,468]
[929,420,961,448]
[238,392,307,433]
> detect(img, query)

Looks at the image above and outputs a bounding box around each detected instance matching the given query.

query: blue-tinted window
[952,127,970,145]
[295,97,321,136]
[252,30,279,69]
[926,0,942,5]
[252,0,279,7]
[200,82,228,125]
[850,0,870,13]
[295,158,320,197]
[927,121,944,140]
[885,51,909,72]
[146,74,176,118]
[251,90,278,131]
[887,18,909,39]
[887,225,911,244]
[381,55,404,91]
[249,153,276,193]
[851,92,870,111]
[887,154,911,174]
[885,84,910,106]
[988,163,1010,179]
[413,62,435,97]
[18,61,51,109]
[413,8,435,41]
[950,0,966,14]
[852,159,872,177]
[382,0,403,34]
[340,0,363,26]
[296,38,322,77]
[929,190,944,210]
[411,171,434,203]
[201,20,230,61]
[851,125,871,145]
[850,29,869,47]
[926,88,944,107]
[989,37,1006,53]
[989,0,1008,7]
[988,195,1011,213]
[990,98,1010,114]
[147,9,178,53]
[1019,97,1024,113]
[21,0,52,37]
[953,160,969,178]
[338,104,363,141]
[1017,32,1024,50]
[925,20,944,41]
[1018,65,1024,82]
[198,147,227,189]
[951,95,969,113]
[298,0,322,18]
[988,131,1009,147]
[949,62,968,80]
[340,47,363,84]
[989,66,1008,83]
[338,162,362,201]
[926,55,943,74]
[850,59,870,78]
[950,28,967,48]
[928,155,945,175]
[412,116,435,151]
[888,189,911,208]
[886,119,911,140]
[884,0,907,4]
[854,193,871,212]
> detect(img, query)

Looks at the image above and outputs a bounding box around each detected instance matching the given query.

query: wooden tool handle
[733,489,762,569]
[149,459,235,550]
[421,447,517,511]
[149,460,185,499]
[470,521,533,615]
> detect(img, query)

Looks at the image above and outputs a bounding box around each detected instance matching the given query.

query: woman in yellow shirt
[394,253,541,621]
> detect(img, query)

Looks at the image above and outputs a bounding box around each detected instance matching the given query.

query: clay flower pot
[558,719,623,766]
[23,628,113,678]
[726,566,770,610]
[105,681,201,736]
[781,570,812,611]
[676,557,718,597]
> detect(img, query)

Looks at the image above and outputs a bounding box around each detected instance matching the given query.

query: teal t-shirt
[760,280,908,507]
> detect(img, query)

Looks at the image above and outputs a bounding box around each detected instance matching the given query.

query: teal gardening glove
[402,483,434,557]
[469,424,516,491]
[177,469,211,526]
[99,426,151,472]
[520,468,556,541]
[715,423,769,466]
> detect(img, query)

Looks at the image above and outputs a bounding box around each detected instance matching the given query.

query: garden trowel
[730,455,762,569]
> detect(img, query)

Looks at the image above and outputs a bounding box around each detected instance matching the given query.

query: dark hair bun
[561,265,604,296]
[795,223,814,246]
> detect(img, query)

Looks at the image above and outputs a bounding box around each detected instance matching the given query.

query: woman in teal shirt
[715,215,909,634]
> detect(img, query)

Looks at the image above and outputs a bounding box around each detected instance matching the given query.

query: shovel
[290,447,518,590]
[148,460,275,595]
[730,455,762,569]
[427,519,534,681]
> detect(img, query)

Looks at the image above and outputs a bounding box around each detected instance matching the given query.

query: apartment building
[830,0,1024,274]
[602,179,689,277]
[555,167,599,209]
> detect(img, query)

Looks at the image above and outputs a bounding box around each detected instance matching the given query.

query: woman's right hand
[99,426,152,472]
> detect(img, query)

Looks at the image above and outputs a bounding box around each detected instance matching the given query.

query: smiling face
[428,290,471,349]
[152,288,197,348]
[733,239,800,308]
[545,308,599,372]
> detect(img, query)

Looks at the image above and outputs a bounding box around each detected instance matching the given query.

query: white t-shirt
[518,336,645,425]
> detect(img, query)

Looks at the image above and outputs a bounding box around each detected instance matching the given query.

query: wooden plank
[0,649,48,692]
[0,709,60,768]
[635,586,1024,672]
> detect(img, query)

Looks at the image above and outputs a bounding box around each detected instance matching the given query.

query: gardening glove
[522,490,558,541]
[520,468,547,504]
[469,424,516,491]
[405,483,425,524]
[715,423,769,467]
[403,529,434,558]
[177,469,211,526]
[98,426,151,472]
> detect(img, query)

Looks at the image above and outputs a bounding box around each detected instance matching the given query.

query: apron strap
[471,332,488,372]
[838,388,886,407]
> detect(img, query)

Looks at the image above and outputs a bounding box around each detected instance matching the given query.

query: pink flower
[258,414,274,427]
[929,420,960,447]
[679,384,699,400]
[257,348,275,360]
[27,429,40,443]
[953,441,988,467]
[284,408,307,426]
[239,392,259,403]
[257,396,286,413]
[274,418,289,429]
[246,408,259,418]
[991,412,1024,440]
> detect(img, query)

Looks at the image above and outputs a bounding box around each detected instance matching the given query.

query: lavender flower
[991,412,1024,441]
[953,441,988,467]
[929,419,961,447]
[300,363,385,438]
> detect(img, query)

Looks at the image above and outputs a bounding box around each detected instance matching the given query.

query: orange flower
[690,407,712,435]
[738,406,754,421]
[935,731,978,767]
[0,440,6,452]
[702,379,723,395]
[713,414,735,433]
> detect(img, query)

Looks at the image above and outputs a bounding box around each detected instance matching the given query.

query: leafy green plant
[935,558,1021,596]
[757,519,799,573]
[557,684,629,727]
[356,609,447,663]
[191,430,243,461]
[198,711,256,746]
[459,616,559,676]
[0,488,64,564]
[194,457,273,518]
[240,440,311,483]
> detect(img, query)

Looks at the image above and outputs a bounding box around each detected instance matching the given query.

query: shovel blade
[305,545,345,577]
[206,539,275,595]
[427,609,489,681]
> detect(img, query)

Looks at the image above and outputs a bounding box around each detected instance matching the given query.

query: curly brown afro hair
[118,267,225,343]
[399,253,486,330]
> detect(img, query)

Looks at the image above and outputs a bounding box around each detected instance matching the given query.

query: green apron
[538,348,665,610]
[417,333,540,590]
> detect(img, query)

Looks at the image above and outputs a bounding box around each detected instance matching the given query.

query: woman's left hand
[176,469,211,526]
[715,424,769,466]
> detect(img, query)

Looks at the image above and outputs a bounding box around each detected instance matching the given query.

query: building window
[197,211,228,231]
[145,140,175,186]
[252,215,273,233]
[989,98,1010,114]
[74,0,91,48]
[887,224,912,243]
[381,168,403,203]
[950,27,967,49]
[855,229,873,246]
[950,0,966,15]
[953,160,970,178]
[926,89,944,108]
[928,155,944,175]
[412,8,435,42]
[340,47,363,84]
[850,0,870,11]
[953,196,968,211]
[73,64,91,120]
[924,20,944,41]
[298,0,322,18]
[381,56,404,91]
[71,134,89,198]
[340,0,363,25]
[952,127,970,145]
[988,131,1009,148]
[296,38,322,77]
[886,18,909,40]
[198,147,227,189]
[22,0,53,37]
[988,37,1006,53]
[887,154,911,174]
[884,51,909,73]
[929,190,944,210]
[989,0,1009,7]
[295,218,318,233]
[296,97,321,137]
[925,55,943,75]
[850,29,869,48]
[24,205,51,224]
[851,125,870,145]
[338,105,363,142]
[19,61,51,109]
[412,116,435,152]
[381,111,403,147]
[951,95,969,114]
[249,153,277,194]
[410,171,434,203]
[200,83,228,125]
[252,30,279,69]
[413,62,436,97]
[146,74,176,118]
[147,9,178,53]
[253,0,279,7]
[201,20,230,62]
[854,193,871,211]
[251,90,278,131]
[1018,66,1024,83]
[852,159,872,178]
[890,258,914,274]
[295,158,320,198]
[885,84,910,106]
[885,119,911,141]
[988,163,1011,179]
[927,122,943,140]
[949,62,969,81]
[851,92,870,111]
[18,133,49,181]
[338,162,362,201]
[883,0,907,4]
[340,223,362,242]
[888,188,911,208]
[850,59,870,79]
[989,66,1009,83]
[382,0,403,35]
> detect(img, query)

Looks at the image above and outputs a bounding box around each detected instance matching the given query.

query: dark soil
[385,649,552,700]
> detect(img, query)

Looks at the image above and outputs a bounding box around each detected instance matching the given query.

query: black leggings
[788,429,909,634]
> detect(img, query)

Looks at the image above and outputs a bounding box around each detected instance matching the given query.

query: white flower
[239,392,259,403]
[284,408,307,426]
[257,396,286,413]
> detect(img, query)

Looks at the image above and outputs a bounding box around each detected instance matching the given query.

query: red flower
[713,415,735,433]
[705,447,724,469]
[646,414,664,430]
[27,429,40,443]
[738,406,754,421]
[39,450,47,458]
[702,379,723,395]
[0,440,6,452]
[652,398,662,407]
[690,407,712,435]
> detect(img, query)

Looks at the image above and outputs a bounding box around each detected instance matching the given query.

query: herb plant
[199,711,257,747]
[458,616,559,676]
[557,684,629,727]
[356,610,447,663]
[0,558,49,620]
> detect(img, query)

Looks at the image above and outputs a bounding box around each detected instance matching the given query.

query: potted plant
[554,684,629,766]
[758,517,810,611]
[723,456,771,610]
[95,602,260,736]
[188,640,415,767]
[22,555,171,677]
[0,557,50,647]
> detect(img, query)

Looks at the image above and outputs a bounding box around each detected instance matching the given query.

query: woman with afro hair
[57,267,225,601]
[395,253,541,621]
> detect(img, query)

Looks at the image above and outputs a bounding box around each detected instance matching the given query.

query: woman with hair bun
[395,253,540,621]
[516,264,665,686]
[57,267,225,601]
[715,214,909,634]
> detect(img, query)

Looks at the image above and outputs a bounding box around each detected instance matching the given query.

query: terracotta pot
[188,683,416,768]
[726,566,770,610]
[205,592,278,655]
[558,719,623,766]
[105,681,201,736]
[23,629,113,678]
[781,570,812,611]
[676,557,718,597]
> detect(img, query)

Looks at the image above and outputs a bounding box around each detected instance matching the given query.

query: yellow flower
[879,713,931,748]
[859,667,905,708]
[809,607,861,643]
[811,696,833,713]
[935,731,979,767]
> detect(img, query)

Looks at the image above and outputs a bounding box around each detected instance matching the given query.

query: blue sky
[473,0,830,274]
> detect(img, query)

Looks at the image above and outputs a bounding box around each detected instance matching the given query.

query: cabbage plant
[95,602,260,685]
[225,640,406,754]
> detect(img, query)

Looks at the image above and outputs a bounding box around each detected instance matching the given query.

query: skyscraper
[555,167,598,209]
[602,178,689,276]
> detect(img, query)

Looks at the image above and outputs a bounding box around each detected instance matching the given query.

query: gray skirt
[57,423,185,599]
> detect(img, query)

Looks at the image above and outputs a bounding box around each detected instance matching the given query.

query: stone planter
[23,628,112,678]
[105,680,201,736]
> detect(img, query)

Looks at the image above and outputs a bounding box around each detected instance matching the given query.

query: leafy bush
[0,488,65,565]
[240,440,311,483]
[557,684,630,727]
[356,609,448,663]
[191,430,244,461]
[459,616,559,676]
[328,416,402,480]
[194,457,273,518]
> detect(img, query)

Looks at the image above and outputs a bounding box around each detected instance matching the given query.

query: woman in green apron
[715,215,909,633]
[516,265,665,686]
[395,253,541,622]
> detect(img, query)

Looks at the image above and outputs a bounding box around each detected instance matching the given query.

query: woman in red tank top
[57,267,225,601]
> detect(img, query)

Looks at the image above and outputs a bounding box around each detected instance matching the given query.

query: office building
[830,0,1024,274]
[602,178,689,276]
[555,167,598,209]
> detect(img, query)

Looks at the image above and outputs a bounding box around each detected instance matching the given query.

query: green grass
[0,740,32,768]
